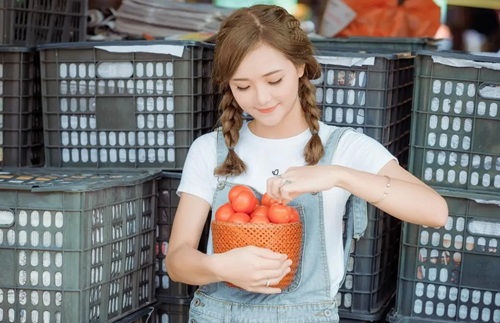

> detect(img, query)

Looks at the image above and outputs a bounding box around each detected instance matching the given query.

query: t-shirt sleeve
[333,130,397,174]
[177,133,217,206]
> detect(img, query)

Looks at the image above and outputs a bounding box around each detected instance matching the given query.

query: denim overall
[189,127,368,323]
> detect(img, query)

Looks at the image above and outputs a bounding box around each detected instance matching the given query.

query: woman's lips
[258,105,277,114]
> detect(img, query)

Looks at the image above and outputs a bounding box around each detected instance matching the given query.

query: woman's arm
[337,160,448,227]
[165,192,218,285]
[269,160,448,227]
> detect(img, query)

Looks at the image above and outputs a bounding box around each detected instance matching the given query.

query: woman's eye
[269,78,282,85]
[236,86,249,91]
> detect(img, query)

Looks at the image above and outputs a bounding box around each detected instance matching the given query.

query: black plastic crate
[0,0,86,46]
[156,171,210,301]
[113,300,190,323]
[0,46,44,167]
[312,37,438,53]
[38,40,216,169]
[388,191,500,323]
[338,206,402,322]
[313,50,415,167]
[0,168,160,323]
[113,305,156,323]
[153,301,190,323]
[409,50,500,195]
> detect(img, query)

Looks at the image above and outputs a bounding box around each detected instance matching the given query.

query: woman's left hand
[266,165,337,204]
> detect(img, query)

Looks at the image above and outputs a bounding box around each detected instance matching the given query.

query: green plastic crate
[38,40,216,170]
[388,191,500,323]
[0,169,160,323]
[0,46,44,167]
[409,50,500,194]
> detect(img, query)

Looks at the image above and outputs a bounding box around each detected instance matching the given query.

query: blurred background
[88,0,499,53]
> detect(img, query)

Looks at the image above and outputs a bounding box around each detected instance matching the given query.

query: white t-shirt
[178,121,396,297]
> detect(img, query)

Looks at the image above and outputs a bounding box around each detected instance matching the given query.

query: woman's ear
[297,63,305,78]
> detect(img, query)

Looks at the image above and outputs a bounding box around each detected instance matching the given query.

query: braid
[214,90,246,176]
[299,77,324,165]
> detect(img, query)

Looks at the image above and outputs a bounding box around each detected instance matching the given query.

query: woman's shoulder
[191,129,218,147]
[318,122,370,143]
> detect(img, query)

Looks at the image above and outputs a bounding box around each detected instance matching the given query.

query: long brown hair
[213,4,323,176]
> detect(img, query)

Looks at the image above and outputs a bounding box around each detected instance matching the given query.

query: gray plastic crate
[155,171,210,302]
[0,46,44,167]
[314,50,415,167]
[38,40,216,169]
[312,37,438,53]
[409,51,500,195]
[0,169,160,323]
[0,0,86,45]
[388,191,500,323]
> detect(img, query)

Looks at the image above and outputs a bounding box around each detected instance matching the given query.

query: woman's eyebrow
[232,69,283,81]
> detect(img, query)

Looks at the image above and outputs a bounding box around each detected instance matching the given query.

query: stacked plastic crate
[387,51,500,323]
[0,46,44,168]
[146,171,209,323]
[0,169,159,323]
[0,0,87,167]
[310,37,440,323]
[33,40,217,323]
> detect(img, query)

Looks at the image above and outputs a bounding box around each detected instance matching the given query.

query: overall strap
[320,127,368,272]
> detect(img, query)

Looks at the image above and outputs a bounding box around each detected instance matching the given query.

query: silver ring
[265,279,270,287]
[276,174,283,179]
[279,179,292,187]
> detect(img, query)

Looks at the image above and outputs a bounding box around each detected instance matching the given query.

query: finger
[251,264,292,294]
[267,177,283,202]
[278,184,294,202]
[257,259,292,279]
[248,246,288,260]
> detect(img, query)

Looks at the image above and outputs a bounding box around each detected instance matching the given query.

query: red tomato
[228,212,251,223]
[289,206,300,223]
[250,205,269,218]
[215,203,235,222]
[261,192,279,207]
[228,185,253,203]
[231,190,259,214]
[268,204,291,224]
[250,215,271,223]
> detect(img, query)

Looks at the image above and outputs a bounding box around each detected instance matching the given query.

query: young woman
[165,4,448,322]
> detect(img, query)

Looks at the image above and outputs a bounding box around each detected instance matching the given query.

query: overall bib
[189,127,367,323]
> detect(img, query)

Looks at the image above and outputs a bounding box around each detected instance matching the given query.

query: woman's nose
[255,84,272,106]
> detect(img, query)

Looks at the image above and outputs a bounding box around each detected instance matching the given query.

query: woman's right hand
[216,245,292,294]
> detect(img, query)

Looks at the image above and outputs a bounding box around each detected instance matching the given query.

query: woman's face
[229,42,305,137]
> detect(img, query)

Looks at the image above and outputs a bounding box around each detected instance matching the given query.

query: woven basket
[211,220,303,289]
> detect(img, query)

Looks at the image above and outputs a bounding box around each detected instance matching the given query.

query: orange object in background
[336,0,441,37]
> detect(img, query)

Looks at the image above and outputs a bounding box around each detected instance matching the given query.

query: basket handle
[0,209,15,228]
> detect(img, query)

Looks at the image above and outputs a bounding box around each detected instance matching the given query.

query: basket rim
[211,220,302,228]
